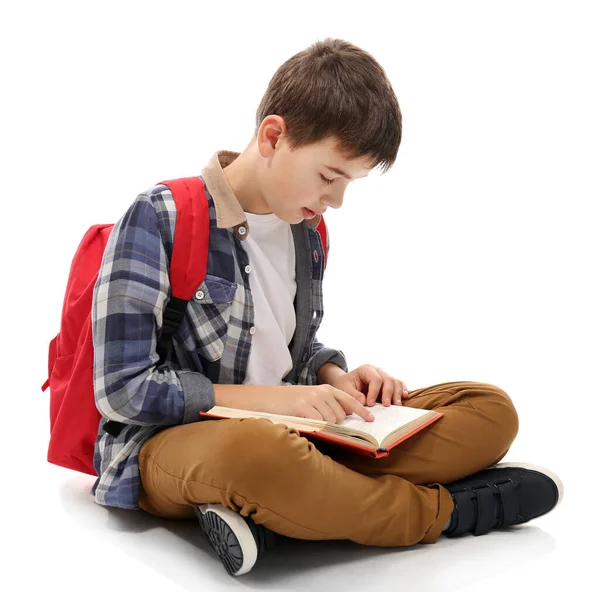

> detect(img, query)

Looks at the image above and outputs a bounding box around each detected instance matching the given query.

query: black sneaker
[195,504,276,576]
[444,462,564,537]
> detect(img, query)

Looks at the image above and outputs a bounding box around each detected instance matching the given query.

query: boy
[91,38,562,576]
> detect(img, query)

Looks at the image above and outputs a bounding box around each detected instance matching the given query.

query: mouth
[302,207,325,219]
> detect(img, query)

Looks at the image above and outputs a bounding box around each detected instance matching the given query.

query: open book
[200,403,443,458]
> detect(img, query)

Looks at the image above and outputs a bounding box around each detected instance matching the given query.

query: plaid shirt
[91,150,348,509]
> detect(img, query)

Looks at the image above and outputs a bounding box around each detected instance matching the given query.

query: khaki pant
[138,381,518,546]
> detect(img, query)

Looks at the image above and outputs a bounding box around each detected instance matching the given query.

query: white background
[1,0,598,590]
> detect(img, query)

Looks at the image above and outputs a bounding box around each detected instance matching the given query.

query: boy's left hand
[330,365,409,407]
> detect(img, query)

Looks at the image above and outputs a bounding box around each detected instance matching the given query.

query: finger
[337,392,374,421]
[298,405,326,421]
[392,380,404,406]
[326,398,349,424]
[365,372,383,407]
[312,398,340,423]
[375,367,396,406]
[349,389,366,405]
[380,377,395,406]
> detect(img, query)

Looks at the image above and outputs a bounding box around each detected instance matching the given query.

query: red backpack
[42,176,330,476]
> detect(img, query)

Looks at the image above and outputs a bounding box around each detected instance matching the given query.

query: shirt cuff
[178,371,216,424]
[296,348,348,386]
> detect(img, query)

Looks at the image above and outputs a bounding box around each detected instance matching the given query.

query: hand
[217,384,375,424]
[331,365,409,407]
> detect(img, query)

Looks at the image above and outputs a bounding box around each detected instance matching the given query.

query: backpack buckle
[103,420,126,437]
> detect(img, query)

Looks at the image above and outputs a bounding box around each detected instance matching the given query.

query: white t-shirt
[240,212,297,385]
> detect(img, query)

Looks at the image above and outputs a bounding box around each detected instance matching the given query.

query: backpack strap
[103,177,209,438]
[155,177,210,364]
[316,216,329,269]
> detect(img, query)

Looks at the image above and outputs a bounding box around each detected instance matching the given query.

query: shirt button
[245,265,252,274]
[194,290,205,300]
[238,225,247,236]
[249,326,256,335]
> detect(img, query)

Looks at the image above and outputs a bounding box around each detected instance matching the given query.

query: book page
[338,403,432,446]
[205,406,326,431]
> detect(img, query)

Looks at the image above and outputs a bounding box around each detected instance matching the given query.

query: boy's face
[257,128,375,224]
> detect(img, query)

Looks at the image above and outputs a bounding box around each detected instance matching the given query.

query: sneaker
[443,462,564,537]
[195,504,276,576]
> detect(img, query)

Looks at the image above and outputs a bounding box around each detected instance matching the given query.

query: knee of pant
[207,418,303,484]
[477,383,520,447]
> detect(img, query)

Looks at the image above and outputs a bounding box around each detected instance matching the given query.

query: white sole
[197,504,258,576]
[492,462,564,505]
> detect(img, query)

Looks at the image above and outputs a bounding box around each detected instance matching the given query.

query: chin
[275,210,299,224]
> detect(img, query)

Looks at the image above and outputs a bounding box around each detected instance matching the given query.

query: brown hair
[255,38,402,174]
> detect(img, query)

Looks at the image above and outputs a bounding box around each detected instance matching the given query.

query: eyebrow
[325,165,369,180]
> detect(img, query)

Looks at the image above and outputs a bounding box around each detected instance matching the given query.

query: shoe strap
[496,480,520,525]
[449,490,471,534]
[473,485,498,536]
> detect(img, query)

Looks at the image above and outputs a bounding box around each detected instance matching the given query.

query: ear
[256,115,287,158]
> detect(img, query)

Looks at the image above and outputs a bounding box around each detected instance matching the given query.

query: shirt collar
[201,150,249,238]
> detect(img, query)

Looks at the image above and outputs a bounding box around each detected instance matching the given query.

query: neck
[223,146,270,214]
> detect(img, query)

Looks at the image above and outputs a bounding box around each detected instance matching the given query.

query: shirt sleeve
[91,192,215,427]
[295,336,348,386]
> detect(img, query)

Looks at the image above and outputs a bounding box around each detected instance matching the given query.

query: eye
[320,174,335,185]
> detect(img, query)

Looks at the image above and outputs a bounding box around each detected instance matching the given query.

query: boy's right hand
[215,383,374,424]
[264,384,375,423]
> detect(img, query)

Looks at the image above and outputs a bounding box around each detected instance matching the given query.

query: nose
[322,186,345,210]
